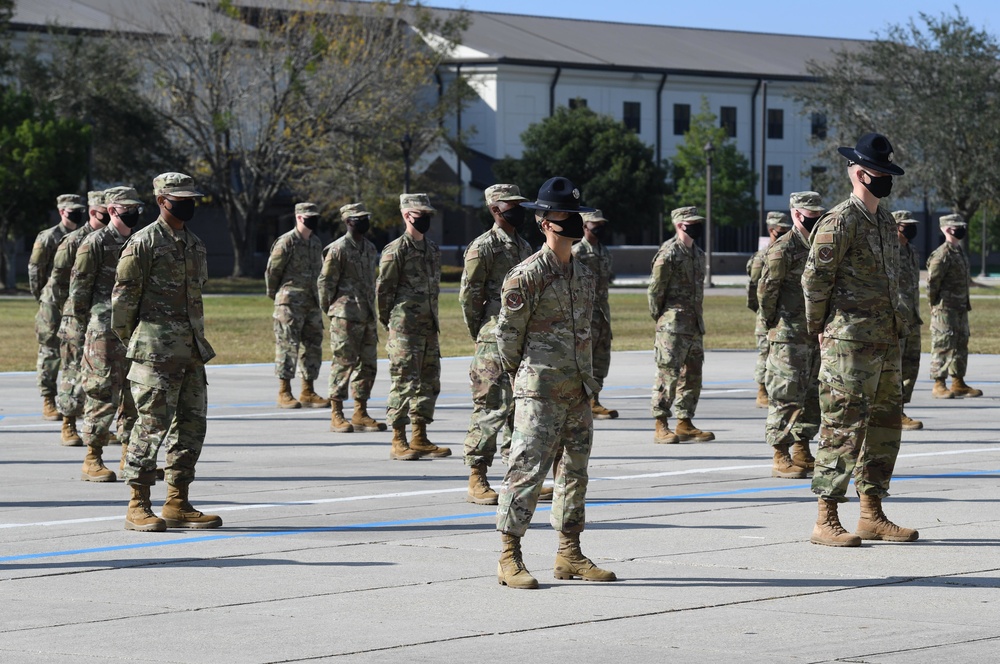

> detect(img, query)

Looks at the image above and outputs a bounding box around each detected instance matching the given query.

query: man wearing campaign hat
[648,206,715,446]
[113,172,221,532]
[495,176,616,589]
[927,213,983,399]
[892,210,924,427]
[758,193,826,480]
[376,193,451,461]
[747,211,793,409]
[802,133,917,547]
[31,194,86,421]
[460,184,532,504]
[319,202,383,434]
[266,202,329,411]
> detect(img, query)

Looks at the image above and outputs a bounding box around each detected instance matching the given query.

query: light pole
[401,132,413,194]
[704,141,715,288]
[981,207,990,278]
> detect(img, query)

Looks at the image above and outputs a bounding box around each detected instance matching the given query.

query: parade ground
[2,350,999,663]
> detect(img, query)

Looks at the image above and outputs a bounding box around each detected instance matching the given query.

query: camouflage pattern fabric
[29,221,72,301]
[31,222,74,395]
[760,228,813,345]
[266,228,324,381]
[384,329,441,425]
[898,240,923,402]
[927,242,971,380]
[572,236,614,387]
[746,250,768,383]
[495,244,597,537]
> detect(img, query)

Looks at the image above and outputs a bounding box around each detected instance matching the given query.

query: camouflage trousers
[812,337,902,502]
[122,358,207,487]
[754,333,769,385]
[929,307,969,380]
[56,316,86,418]
[34,300,62,397]
[899,324,921,404]
[497,391,592,537]
[273,302,324,381]
[764,341,820,448]
[385,329,440,426]
[463,340,513,467]
[651,332,703,420]
[592,316,612,389]
[328,317,378,402]
[80,329,136,448]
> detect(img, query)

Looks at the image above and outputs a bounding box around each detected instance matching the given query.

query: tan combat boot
[856,494,918,542]
[160,483,223,529]
[329,401,354,433]
[497,533,538,589]
[653,417,679,444]
[81,445,117,482]
[299,379,331,408]
[60,416,83,447]
[277,378,301,409]
[389,425,419,461]
[790,441,815,470]
[125,484,167,532]
[352,399,387,432]
[409,421,452,458]
[553,531,617,582]
[467,463,498,505]
[42,395,60,421]
[590,394,619,420]
[755,383,769,408]
[539,485,554,501]
[119,442,127,472]
[950,377,983,398]
[900,413,924,430]
[675,418,715,442]
[931,378,954,399]
[810,498,861,547]
[772,444,809,479]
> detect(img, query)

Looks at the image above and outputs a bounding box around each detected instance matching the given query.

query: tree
[798,9,1000,222]
[667,97,758,229]
[493,104,668,244]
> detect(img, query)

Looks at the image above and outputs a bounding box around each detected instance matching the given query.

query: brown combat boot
[901,413,924,430]
[60,416,83,447]
[950,377,983,398]
[790,441,815,470]
[352,399,387,432]
[81,445,117,482]
[675,418,715,442]
[756,383,769,408]
[497,533,538,589]
[538,485,554,501]
[810,498,861,547]
[125,484,167,532]
[160,483,223,529]
[409,421,452,458]
[42,395,60,421]
[856,494,918,542]
[389,425,419,461]
[590,394,619,420]
[772,444,809,479]
[467,463,498,505]
[329,401,354,433]
[931,378,954,399]
[299,379,331,408]
[554,531,617,582]
[653,417,679,444]
[277,378,301,409]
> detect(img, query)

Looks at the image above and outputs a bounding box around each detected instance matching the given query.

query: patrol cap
[837,132,905,176]
[295,202,319,217]
[582,209,609,224]
[521,177,596,214]
[892,210,918,224]
[671,206,704,225]
[789,191,824,213]
[87,190,107,208]
[399,193,436,213]
[153,172,204,198]
[104,186,144,207]
[939,213,966,228]
[766,211,792,229]
[57,194,86,210]
[340,202,369,219]
[485,184,528,207]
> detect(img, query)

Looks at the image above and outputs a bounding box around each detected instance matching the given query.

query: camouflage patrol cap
[153,172,204,198]
[87,190,107,208]
[399,193,436,213]
[340,202,369,219]
[103,186,144,206]
[57,194,86,210]
[484,184,529,207]
[295,202,319,217]
[939,213,966,228]
[892,210,918,224]
[582,209,609,224]
[766,211,792,229]
[671,206,704,225]
[789,191,824,213]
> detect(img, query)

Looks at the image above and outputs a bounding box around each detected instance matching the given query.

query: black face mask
[551,212,584,240]
[409,213,431,234]
[500,206,526,228]
[302,216,319,232]
[94,211,110,225]
[801,215,822,234]
[165,198,196,222]
[861,172,893,199]
[349,216,371,235]
[681,222,703,241]
[901,224,918,241]
[951,227,967,240]
[66,209,84,225]
[118,209,141,229]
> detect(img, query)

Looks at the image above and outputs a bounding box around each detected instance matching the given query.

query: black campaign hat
[837,133,905,176]
[520,176,596,214]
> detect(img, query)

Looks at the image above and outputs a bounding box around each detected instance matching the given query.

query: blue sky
[419,1,997,39]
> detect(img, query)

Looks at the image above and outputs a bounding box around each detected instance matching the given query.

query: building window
[811,112,827,140]
[569,97,588,110]
[720,106,737,137]
[767,165,784,196]
[673,103,690,135]
[623,101,641,132]
[767,108,784,139]
[811,165,827,190]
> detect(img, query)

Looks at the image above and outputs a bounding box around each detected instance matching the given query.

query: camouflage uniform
[802,194,907,501]
[927,216,972,382]
[572,233,613,389]
[495,244,599,536]
[746,250,768,385]
[893,211,922,404]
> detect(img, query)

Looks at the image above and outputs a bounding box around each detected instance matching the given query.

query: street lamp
[401,132,413,194]
[704,141,715,288]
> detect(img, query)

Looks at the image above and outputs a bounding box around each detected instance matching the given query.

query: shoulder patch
[815,232,834,244]
[769,249,783,260]
[465,247,479,260]
[817,245,835,264]
[504,291,525,311]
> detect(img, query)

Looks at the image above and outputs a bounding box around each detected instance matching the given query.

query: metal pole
[981,208,989,278]
[704,141,714,289]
